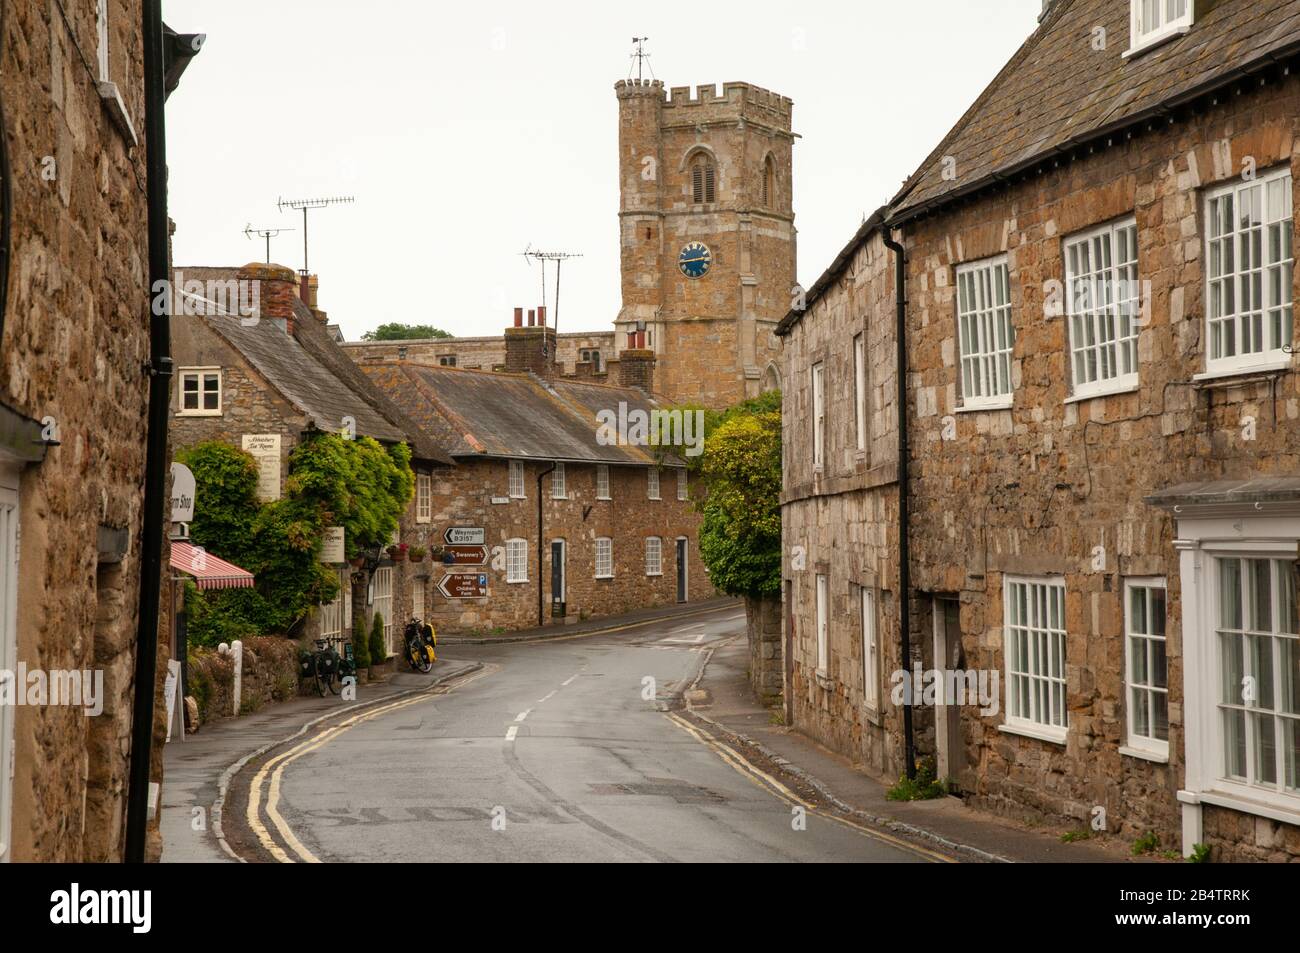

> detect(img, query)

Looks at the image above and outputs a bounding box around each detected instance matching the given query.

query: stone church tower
[614,79,796,408]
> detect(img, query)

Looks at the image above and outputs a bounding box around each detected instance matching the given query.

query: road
[230,604,942,863]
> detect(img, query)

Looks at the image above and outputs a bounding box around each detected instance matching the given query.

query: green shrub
[352,621,371,670]
[369,613,386,664]
[885,759,949,802]
[1132,831,1161,855]
[1187,843,1211,863]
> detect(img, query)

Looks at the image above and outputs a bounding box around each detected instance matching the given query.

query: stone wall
[745,595,782,704]
[897,75,1300,852]
[780,228,904,779]
[342,329,617,379]
[3,0,155,862]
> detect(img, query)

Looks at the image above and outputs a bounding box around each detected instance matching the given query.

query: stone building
[351,75,797,412]
[0,1,200,861]
[358,320,713,633]
[169,264,453,657]
[782,0,1300,861]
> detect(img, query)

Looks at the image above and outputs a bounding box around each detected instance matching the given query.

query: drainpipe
[125,0,174,862]
[536,462,556,626]
[882,227,916,782]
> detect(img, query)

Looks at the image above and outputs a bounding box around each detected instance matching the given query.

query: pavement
[160,598,1147,863]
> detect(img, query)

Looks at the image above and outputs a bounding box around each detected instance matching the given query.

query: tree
[351,620,371,671]
[369,613,387,666]
[360,323,453,342]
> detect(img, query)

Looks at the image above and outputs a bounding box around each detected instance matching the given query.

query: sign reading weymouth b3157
[444,526,485,545]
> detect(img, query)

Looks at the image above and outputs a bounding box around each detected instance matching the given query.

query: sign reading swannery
[444,526,485,545]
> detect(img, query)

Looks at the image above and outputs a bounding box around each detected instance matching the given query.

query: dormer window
[1129,0,1193,55]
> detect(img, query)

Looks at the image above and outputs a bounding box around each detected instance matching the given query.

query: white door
[0,483,19,863]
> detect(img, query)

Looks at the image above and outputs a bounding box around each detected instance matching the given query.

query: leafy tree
[369,613,387,664]
[360,323,453,341]
[695,407,782,598]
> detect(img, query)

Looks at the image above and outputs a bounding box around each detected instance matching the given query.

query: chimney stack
[505,304,557,377]
[237,262,299,334]
[618,334,655,393]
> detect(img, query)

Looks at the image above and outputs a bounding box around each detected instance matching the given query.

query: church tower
[614,78,796,408]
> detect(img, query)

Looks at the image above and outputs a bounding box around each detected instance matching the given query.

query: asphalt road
[252,605,936,863]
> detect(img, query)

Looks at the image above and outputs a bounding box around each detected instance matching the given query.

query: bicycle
[403,617,437,674]
[311,638,341,696]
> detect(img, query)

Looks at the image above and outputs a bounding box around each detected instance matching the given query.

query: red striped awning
[169,542,255,590]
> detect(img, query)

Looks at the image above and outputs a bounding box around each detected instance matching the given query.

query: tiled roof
[358,362,674,467]
[891,0,1300,219]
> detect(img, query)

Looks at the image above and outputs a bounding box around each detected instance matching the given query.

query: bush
[352,621,371,670]
[369,613,386,664]
[885,759,949,802]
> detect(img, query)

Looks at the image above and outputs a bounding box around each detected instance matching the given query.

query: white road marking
[537,690,557,703]
[561,673,580,686]
[660,632,706,645]
[505,725,519,741]
[514,709,531,722]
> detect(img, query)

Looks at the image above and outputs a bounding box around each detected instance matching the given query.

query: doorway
[675,538,688,603]
[550,539,566,617]
[932,596,965,783]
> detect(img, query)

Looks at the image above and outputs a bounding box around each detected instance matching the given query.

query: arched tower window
[762,363,781,393]
[761,155,776,208]
[691,156,716,204]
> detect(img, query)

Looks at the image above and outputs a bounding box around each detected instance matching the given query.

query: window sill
[176,410,222,418]
[648,497,661,502]
[955,400,1013,415]
[1123,25,1191,60]
[98,81,138,147]
[997,721,1068,746]
[1119,743,1169,764]
[415,517,431,525]
[596,497,611,502]
[1193,360,1292,385]
[1065,382,1139,405]
[646,571,663,577]
[506,579,529,585]
[1184,788,1300,827]
[814,671,833,691]
[595,574,614,581]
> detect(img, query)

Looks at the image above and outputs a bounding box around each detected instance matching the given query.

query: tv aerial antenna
[243,223,295,264]
[520,245,583,345]
[275,195,355,274]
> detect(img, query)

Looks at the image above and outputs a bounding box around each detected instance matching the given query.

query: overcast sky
[165,0,1043,341]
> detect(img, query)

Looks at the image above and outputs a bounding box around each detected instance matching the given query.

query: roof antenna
[629,37,654,82]
[243,223,295,265]
[520,246,584,359]
[275,195,355,275]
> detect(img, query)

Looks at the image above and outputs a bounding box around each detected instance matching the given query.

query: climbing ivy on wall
[177,432,414,645]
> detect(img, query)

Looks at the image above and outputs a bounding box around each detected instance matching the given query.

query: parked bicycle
[309,638,341,696]
[403,617,437,674]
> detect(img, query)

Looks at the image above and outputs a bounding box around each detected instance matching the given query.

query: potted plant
[408,545,427,563]
[348,552,365,569]
[387,543,408,562]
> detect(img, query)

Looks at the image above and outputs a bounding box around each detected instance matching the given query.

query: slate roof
[173,266,452,465]
[891,0,1300,219]
[357,362,679,467]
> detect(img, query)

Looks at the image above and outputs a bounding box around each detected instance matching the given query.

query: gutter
[882,227,916,782]
[536,462,557,626]
[124,0,175,863]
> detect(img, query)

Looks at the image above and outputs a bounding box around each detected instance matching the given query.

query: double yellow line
[665,712,955,863]
[244,668,492,863]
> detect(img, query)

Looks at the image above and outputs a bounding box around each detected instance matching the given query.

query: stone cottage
[783,0,1300,860]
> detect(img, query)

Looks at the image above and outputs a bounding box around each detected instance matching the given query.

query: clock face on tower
[678,241,712,280]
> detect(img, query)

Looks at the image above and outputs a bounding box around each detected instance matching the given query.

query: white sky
[164,0,1043,341]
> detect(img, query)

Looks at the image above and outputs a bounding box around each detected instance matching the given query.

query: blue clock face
[678,241,712,279]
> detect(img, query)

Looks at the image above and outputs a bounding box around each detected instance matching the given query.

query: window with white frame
[676,468,688,501]
[596,464,611,500]
[861,587,878,710]
[645,537,663,576]
[1124,579,1169,758]
[412,579,424,622]
[508,460,525,499]
[552,462,566,499]
[1205,168,1294,374]
[1215,557,1299,796]
[178,368,222,415]
[372,567,394,656]
[505,538,528,583]
[1130,0,1193,53]
[0,481,18,862]
[1003,577,1068,738]
[318,569,351,644]
[416,472,432,523]
[811,362,825,468]
[853,332,867,451]
[1065,218,1141,399]
[595,538,613,578]
[816,574,829,675]
[647,468,660,500]
[956,256,1015,408]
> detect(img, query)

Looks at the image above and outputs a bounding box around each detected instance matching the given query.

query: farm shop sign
[444,526,485,545]
[437,573,488,599]
[241,434,281,501]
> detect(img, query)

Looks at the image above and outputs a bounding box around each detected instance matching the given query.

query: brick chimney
[237,262,299,333]
[296,272,328,323]
[618,331,655,392]
[504,305,557,376]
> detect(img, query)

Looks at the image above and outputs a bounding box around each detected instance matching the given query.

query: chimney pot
[537,306,547,327]
[513,307,524,328]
